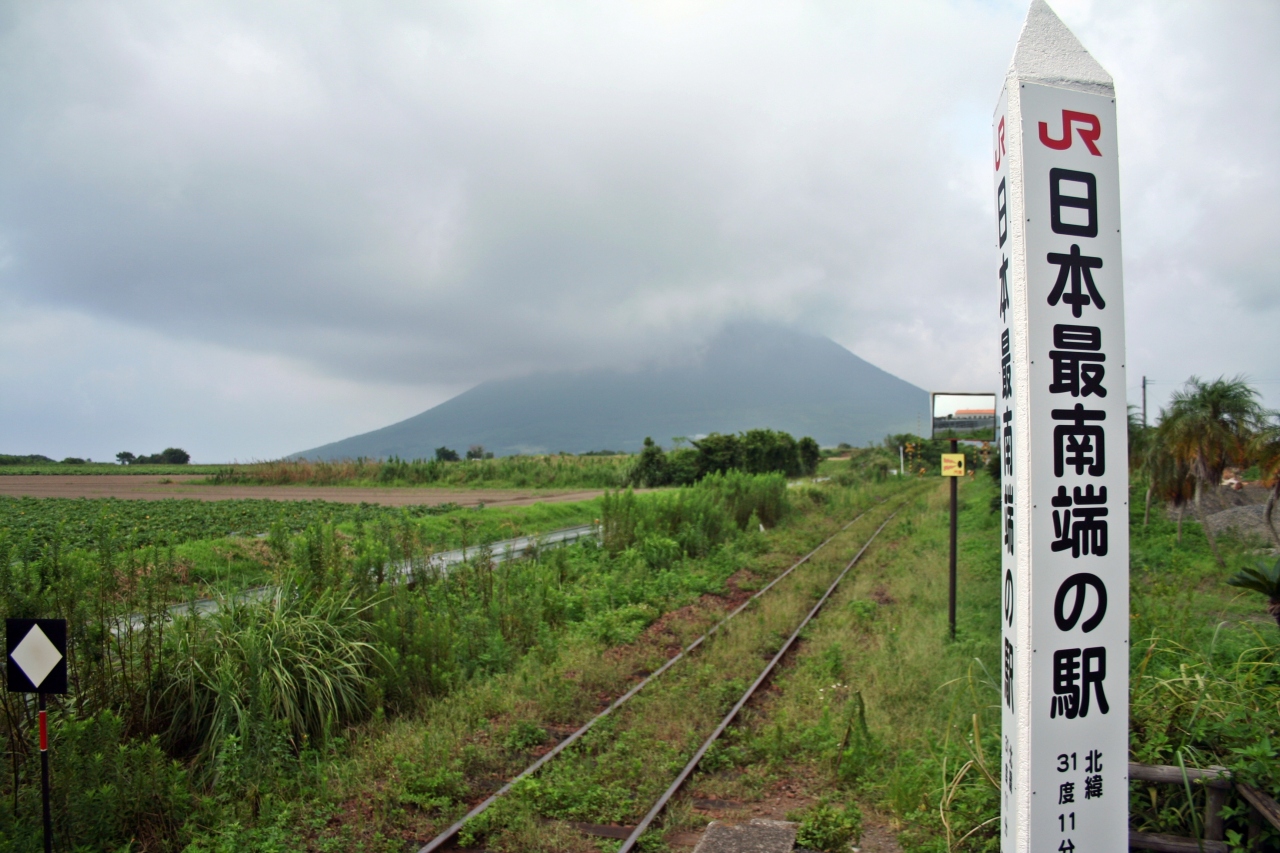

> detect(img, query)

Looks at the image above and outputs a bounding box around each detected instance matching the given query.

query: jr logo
[1039,110,1101,156]
[994,116,1006,170]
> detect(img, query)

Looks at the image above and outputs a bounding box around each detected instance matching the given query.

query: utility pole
[1142,375,1147,428]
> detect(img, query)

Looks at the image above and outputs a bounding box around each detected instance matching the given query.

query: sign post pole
[949,437,959,639]
[995,3,1128,851]
[38,692,50,853]
[933,392,990,641]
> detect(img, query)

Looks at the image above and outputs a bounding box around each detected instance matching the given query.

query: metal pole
[1142,375,1147,428]
[899,445,904,477]
[949,438,958,640]
[39,692,50,853]
[11,723,18,819]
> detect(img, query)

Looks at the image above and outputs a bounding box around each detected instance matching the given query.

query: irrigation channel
[124,522,600,630]
[417,487,923,853]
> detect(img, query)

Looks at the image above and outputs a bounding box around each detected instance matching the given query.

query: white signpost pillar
[995,3,1128,851]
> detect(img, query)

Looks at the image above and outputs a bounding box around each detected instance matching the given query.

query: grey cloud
[0,0,1018,391]
[0,0,1277,444]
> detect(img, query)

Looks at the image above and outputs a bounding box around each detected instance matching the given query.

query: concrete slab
[692,818,797,853]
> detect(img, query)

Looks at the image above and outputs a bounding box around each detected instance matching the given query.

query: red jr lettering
[995,116,1007,170]
[1039,110,1101,156]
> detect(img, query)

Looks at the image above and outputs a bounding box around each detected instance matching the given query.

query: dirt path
[0,475,606,507]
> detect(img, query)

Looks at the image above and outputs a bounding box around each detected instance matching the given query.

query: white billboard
[932,392,997,441]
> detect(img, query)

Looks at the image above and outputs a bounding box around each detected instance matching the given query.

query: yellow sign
[941,454,965,477]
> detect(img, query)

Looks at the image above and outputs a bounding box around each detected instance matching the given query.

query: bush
[741,429,800,476]
[159,584,375,770]
[791,799,863,851]
[629,437,670,487]
[602,471,787,558]
[667,447,700,485]
[0,711,193,851]
[694,429,817,480]
[798,436,822,476]
[694,433,742,477]
[131,447,191,465]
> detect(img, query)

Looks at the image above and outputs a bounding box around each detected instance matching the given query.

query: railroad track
[417,486,923,853]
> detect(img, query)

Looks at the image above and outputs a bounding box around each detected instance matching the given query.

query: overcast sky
[1,0,1276,461]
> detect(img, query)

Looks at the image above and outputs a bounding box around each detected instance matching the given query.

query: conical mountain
[294,325,929,459]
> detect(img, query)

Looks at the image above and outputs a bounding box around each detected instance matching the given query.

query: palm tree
[1160,376,1266,567]
[1250,421,1280,549]
[1140,426,1189,534]
[1227,556,1280,627]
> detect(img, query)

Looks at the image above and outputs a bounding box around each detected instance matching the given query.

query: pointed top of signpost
[1009,0,1113,95]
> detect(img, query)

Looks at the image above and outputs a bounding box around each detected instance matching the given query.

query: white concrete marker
[995,3,1129,851]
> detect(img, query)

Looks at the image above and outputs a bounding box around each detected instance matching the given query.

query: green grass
[2,469,1272,852]
[0,473,864,852]
[679,475,1278,852]
[0,495,599,598]
[203,455,636,489]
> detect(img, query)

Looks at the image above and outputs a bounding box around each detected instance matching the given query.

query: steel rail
[616,508,902,852]
[415,491,904,853]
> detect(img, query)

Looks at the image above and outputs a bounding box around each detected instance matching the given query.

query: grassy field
[0,455,637,489]
[672,474,1277,852]
[0,471,818,851]
[0,495,599,599]
[0,466,1274,852]
[205,456,635,489]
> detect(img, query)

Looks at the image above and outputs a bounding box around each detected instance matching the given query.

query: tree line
[116,448,191,465]
[628,429,822,487]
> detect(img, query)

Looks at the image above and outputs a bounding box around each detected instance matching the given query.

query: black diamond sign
[6,619,68,694]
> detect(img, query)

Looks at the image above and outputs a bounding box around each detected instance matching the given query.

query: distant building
[932,408,996,437]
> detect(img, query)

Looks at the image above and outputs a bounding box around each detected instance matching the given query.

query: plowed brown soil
[0,475,605,507]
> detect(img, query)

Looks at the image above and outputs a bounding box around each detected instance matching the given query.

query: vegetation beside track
[0,496,597,599]
[1,457,1273,852]
[675,473,1278,853]
[0,471,868,851]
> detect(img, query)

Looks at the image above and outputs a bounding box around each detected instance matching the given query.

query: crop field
[0,463,1275,852]
[0,494,598,601]
[0,455,636,489]
[207,456,636,489]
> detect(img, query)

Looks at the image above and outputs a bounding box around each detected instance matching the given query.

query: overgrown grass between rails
[440,486,918,852]
[260,480,905,852]
[670,477,1003,853]
[0,473,892,851]
[676,475,1280,852]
